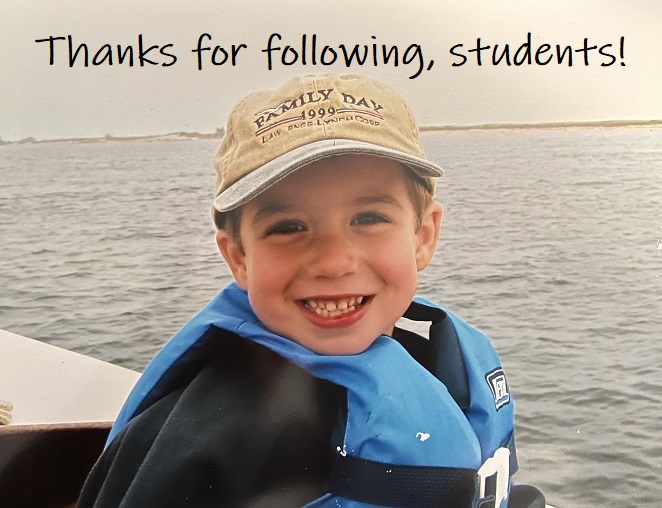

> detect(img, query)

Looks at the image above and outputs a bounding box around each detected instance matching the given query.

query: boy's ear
[216,229,248,289]
[415,201,443,271]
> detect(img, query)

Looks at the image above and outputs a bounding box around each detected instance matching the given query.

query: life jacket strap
[328,443,518,508]
[327,453,476,508]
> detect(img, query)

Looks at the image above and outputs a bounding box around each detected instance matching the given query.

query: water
[1,128,661,507]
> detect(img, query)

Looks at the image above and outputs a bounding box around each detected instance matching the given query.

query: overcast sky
[2,0,661,141]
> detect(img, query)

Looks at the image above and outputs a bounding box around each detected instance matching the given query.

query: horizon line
[2,119,661,145]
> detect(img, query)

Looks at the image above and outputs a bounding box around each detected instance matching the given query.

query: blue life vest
[108,282,517,507]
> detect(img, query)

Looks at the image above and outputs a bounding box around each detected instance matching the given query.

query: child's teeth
[304,297,365,317]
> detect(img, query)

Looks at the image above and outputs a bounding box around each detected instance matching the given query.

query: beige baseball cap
[212,73,443,212]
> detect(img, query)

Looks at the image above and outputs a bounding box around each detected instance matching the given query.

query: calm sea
[1,128,661,507]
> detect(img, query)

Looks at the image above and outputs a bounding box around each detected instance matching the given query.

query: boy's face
[217,154,442,355]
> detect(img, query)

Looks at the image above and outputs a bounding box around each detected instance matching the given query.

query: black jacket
[79,327,344,507]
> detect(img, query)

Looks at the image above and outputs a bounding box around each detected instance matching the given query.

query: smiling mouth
[301,295,371,318]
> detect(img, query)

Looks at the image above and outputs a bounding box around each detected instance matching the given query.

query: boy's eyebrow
[251,202,292,223]
[353,195,405,209]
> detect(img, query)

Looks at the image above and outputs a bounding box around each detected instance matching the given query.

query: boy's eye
[266,220,306,235]
[352,212,391,226]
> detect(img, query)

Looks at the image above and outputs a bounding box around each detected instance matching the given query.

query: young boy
[80,74,542,507]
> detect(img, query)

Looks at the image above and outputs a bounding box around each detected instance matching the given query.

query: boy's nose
[307,234,358,279]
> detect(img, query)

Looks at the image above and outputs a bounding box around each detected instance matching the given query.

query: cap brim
[213,139,443,212]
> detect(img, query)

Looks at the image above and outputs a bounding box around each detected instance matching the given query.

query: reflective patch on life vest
[485,368,511,410]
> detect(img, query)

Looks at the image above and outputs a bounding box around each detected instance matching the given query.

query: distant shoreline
[1,131,224,146]
[2,119,661,145]
[419,119,662,133]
